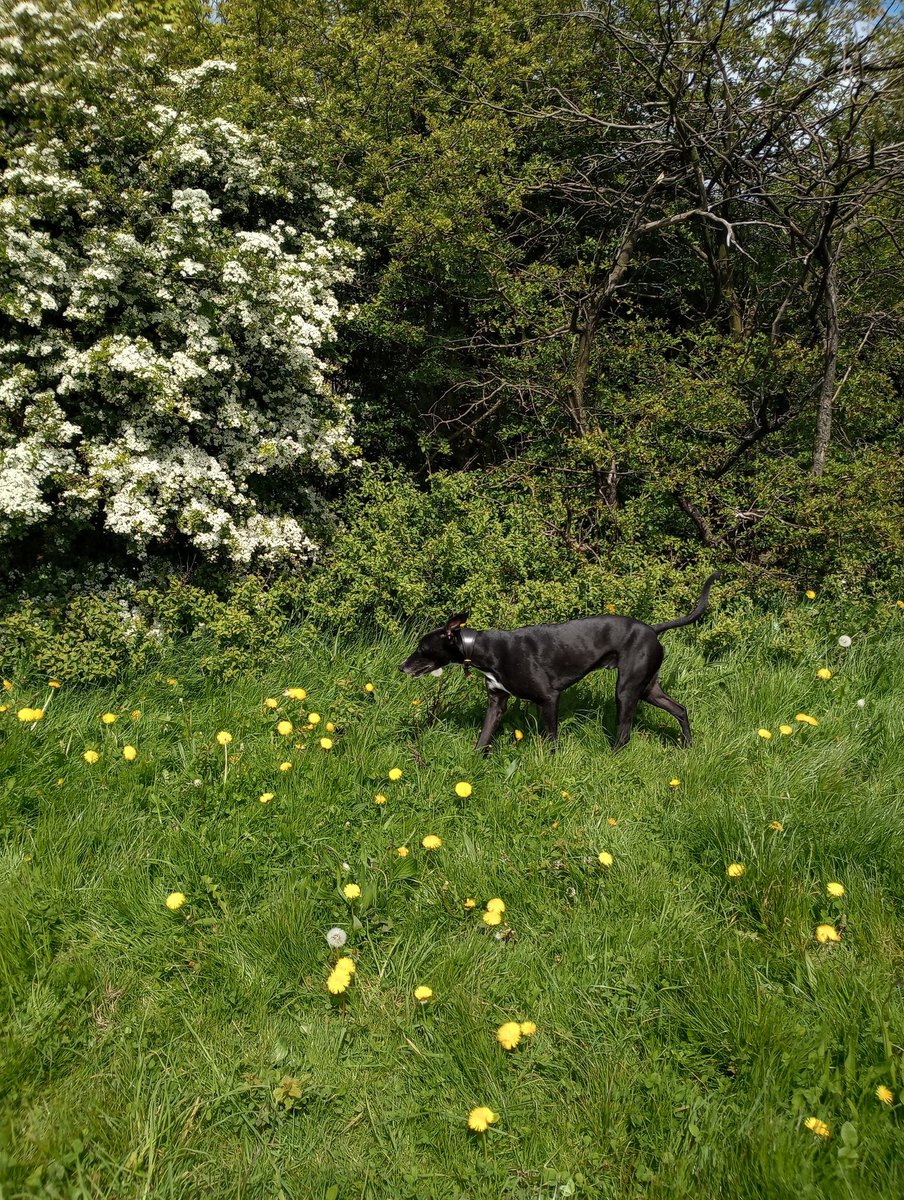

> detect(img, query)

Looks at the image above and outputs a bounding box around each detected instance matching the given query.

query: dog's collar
[453,627,479,676]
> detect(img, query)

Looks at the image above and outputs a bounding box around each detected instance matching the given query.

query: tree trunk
[811,257,839,477]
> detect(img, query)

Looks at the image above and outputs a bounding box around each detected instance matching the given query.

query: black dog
[399,573,719,753]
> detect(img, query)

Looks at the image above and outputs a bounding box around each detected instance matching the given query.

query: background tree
[201,0,903,584]
[0,0,357,570]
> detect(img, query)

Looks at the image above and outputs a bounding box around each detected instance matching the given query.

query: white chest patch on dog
[474,669,511,694]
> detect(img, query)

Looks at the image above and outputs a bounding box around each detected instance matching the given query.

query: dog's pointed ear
[443,612,470,638]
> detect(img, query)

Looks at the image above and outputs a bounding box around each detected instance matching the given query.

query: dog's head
[399,612,469,677]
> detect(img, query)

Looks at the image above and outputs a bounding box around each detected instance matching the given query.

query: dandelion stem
[30,690,55,728]
[427,673,445,726]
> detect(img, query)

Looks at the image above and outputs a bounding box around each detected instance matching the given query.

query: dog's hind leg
[475,689,509,755]
[642,678,692,745]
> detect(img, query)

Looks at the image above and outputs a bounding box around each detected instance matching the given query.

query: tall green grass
[1,605,902,1199]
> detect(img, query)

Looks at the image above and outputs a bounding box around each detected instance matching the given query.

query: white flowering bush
[0,2,358,565]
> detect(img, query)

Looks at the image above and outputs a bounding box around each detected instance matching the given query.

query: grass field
[1,600,903,1199]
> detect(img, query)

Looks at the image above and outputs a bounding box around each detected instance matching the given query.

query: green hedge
[3,466,899,686]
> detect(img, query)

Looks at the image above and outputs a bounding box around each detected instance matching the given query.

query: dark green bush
[2,465,899,687]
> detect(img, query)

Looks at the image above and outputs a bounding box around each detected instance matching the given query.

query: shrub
[0,1,358,568]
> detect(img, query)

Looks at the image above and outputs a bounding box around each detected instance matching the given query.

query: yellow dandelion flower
[260,792,274,804]
[307,712,321,725]
[669,778,681,788]
[0,705,7,712]
[327,967,352,994]
[414,985,433,1002]
[343,883,361,900]
[779,724,793,735]
[463,898,476,909]
[815,924,840,943]
[335,956,356,975]
[804,1116,831,1138]
[422,834,442,850]
[520,1021,537,1036]
[467,1106,498,1133]
[486,898,505,913]
[482,909,503,926]
[876,1085,894,1106]
[264,698,278,709]
[388,768,402,781]
[514,729,524,741]
[326,722,335,733]
[2,679,12,691]
[284,687,307,700]
[816,668,832,681]
[83,750,100,764]
[122,745,137,762]
[497,1022,522,1050]
[48,680,61,689]
[101,712,118,724]
[374,793,387,805]
[607,817,618,826]
[17,708,37,722]
[805,590,816,599]
[216,730,232,745]
[598,851,614,867]
[758,728,773,739]
[131,710,141,720]
[795,713,819,726]
[166,892,186,911]
[455,781,472,798]
[826,881,845,898]
[166,677,178,686]
[364,683,375,693]
[277,720,293,735]
[726,863,745,878]
[279,761,292,772]
[897,600,904,609]
[320,737,334,750]
[769,820,784,831]
[397,846,409,857]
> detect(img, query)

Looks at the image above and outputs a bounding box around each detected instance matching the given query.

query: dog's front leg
[538,695,561,751]
[474,689,509,755]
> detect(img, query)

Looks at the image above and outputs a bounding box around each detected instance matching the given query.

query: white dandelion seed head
[193,778,202,787]
[856,698,866,708]
[341,862,350,873]
[838,635,852,648]
[430,668,444,677]
[326,926,347,949]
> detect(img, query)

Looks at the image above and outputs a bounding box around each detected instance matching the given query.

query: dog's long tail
[651,572,721,633]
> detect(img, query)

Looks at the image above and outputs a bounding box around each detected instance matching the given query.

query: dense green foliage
[1,605,902,1197]
[2,0,903,603]
[195,0,903,589]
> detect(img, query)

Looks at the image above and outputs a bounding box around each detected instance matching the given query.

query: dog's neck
[451,626,480,671]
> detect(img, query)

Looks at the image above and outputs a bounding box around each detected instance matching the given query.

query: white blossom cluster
[0,1,359,565]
